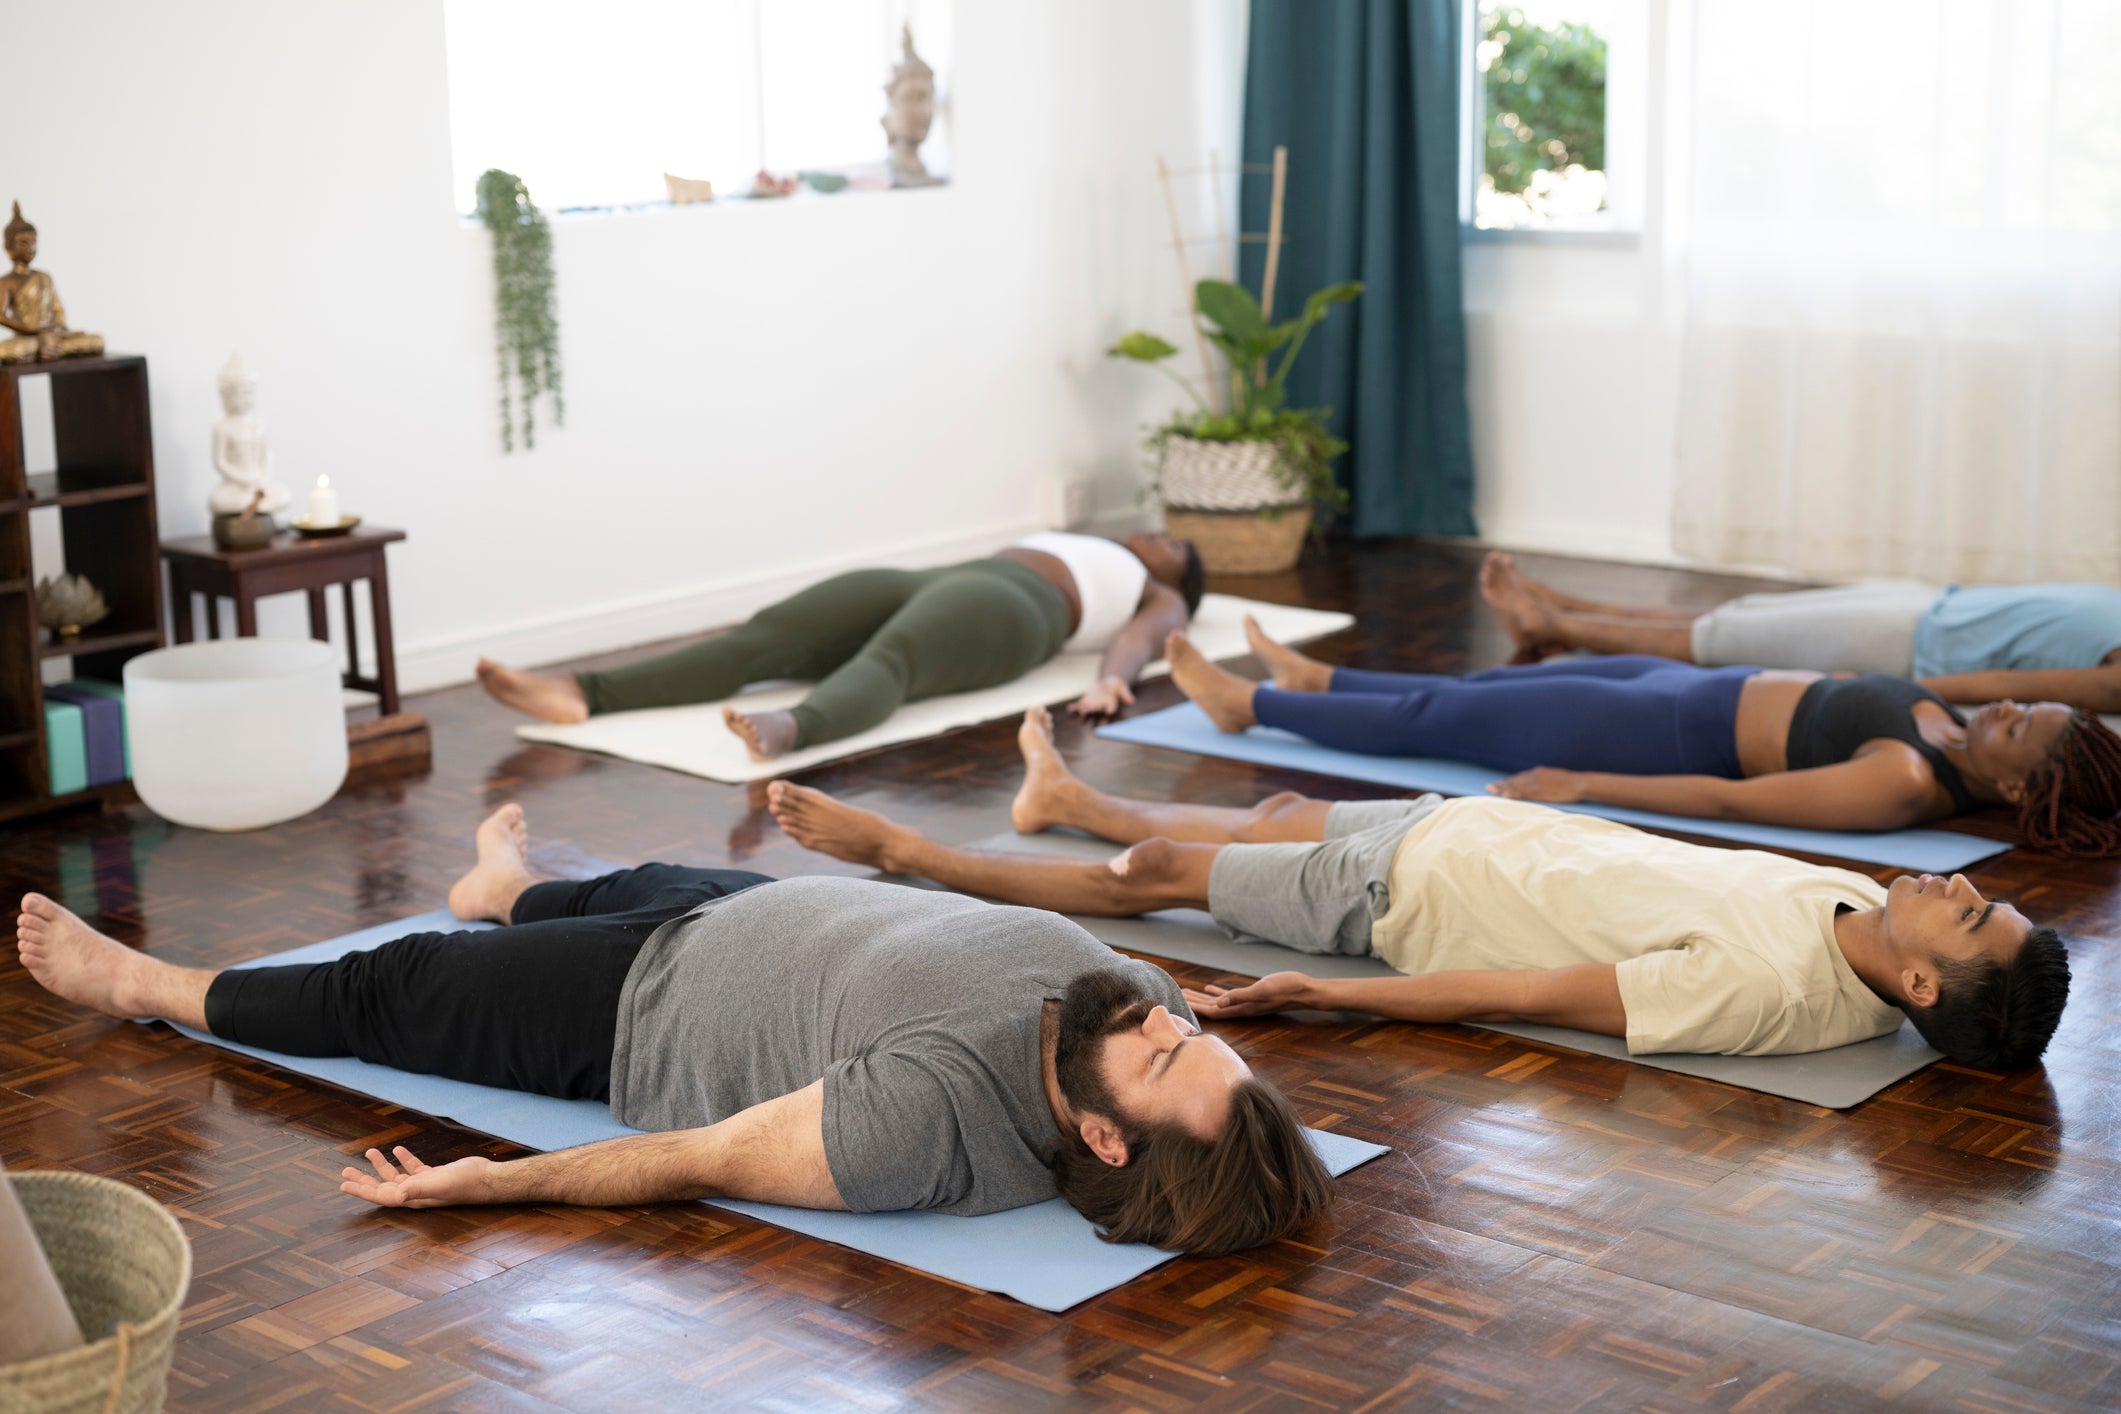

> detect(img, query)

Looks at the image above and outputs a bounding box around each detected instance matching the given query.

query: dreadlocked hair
[2018,710,2121,857]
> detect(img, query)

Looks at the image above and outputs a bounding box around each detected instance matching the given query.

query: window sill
[453,177,951,226]
[1461,223,1640,247]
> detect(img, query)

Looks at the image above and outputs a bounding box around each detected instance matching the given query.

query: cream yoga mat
[517,594,1355,783]
[920,831,1943,1110]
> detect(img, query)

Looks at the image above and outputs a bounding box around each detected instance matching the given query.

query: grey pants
[1203,796,1445,957]
[1689,583,1940,676]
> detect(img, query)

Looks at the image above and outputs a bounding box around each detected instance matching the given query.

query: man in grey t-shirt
[15,805,1335,1257]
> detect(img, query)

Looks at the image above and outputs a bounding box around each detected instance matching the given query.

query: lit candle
[307,474,339,528]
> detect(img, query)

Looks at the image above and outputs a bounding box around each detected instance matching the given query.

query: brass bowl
[212,512,278,551]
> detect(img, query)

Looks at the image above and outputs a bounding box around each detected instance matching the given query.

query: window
[1461,0,1641,234]
[442,0,953,216]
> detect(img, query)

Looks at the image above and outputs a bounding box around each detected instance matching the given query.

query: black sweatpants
[202,865,773,1102]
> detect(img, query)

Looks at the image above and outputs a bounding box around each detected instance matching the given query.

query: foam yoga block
[42,701,87,796]
[152,911,1392,1312]
[43,684,125,786]
[54,677,128,774]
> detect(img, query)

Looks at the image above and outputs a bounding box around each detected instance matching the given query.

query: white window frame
[1459,0,1645,241]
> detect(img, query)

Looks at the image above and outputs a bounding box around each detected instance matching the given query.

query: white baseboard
[392,517,1068,696]
[1464,522,1813,584]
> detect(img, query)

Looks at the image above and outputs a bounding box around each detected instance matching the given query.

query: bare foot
[1166,632,1258,733]
[1478,553,1559,657]
[1243,614,1333,693]
[447,803,536,922]
[724,706,799,761]
[477,659,589,725]
[15,893,153,1018]
[767,782,916,871]
[1011,707,1088,833]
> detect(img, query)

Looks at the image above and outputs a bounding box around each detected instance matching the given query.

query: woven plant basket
[1158,436,1312,574]
[1157,436,1299,510]
[1163,505,1313,575]
[0,1173,191,1414]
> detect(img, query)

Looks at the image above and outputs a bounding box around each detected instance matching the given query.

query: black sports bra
[1785,675,1978,812]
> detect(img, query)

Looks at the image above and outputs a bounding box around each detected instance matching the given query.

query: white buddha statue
[208,353,290,516]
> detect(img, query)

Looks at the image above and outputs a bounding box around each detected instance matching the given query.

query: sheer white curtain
[1671,0,2121,584]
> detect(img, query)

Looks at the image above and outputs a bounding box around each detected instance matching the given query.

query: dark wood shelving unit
[0,355,162,818]
[38,626,160,660]
[25,471,157,508]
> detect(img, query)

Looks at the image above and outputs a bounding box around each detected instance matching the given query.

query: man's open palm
[1182,971,1312,1019]
[341,1146,495,1208]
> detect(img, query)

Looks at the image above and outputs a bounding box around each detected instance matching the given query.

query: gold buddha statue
[0,203,103,364]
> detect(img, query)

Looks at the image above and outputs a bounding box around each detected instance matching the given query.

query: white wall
[1463,0,1694,569]
[7,0,1245,691]
[1464,241,1684,566]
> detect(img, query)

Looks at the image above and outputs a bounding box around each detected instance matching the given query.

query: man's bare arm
[1917,661,2121,714]
[1186,965,1627,1036]
[340,1079,846,1211]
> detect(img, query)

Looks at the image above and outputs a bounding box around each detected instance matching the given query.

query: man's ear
[1077,1114,1130,1168]
[1901,960,1940,1010]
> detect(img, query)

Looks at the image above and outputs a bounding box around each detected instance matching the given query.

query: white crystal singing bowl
[124,639,349,831]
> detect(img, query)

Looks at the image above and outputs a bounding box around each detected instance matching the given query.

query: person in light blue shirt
[1912,584,2121,675]
[1479,555,2121,713]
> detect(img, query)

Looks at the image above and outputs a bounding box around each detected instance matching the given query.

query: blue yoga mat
[155,910,1389,1312]
[1098,703,2012,873]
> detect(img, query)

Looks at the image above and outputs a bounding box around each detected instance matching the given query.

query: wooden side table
[161,527,407,715]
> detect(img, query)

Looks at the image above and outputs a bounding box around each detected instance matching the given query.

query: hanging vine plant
[475,168,563,452]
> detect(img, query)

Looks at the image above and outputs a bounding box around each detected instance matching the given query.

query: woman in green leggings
[477,531,1204,760]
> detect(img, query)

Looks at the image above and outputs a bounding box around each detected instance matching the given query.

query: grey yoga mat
[943,830,1943,1110]
[1096,703,2013,874]
[147,910,1389,1312]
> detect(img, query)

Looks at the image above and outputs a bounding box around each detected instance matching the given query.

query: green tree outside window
[1477,4,1608,225]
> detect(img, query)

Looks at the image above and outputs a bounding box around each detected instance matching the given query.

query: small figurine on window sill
[882,26,942,188]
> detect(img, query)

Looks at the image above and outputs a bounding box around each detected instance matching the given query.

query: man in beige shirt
[767,709,2072,1069]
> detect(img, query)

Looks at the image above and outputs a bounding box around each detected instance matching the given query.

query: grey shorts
[1690,583,1940,676]
[1204,795,1446,957]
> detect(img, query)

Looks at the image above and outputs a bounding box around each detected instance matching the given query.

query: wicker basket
[1158,435,1313,574]
[1158,436,1302,510]
[1163,505,1313,575]
[0,1173,191,1414]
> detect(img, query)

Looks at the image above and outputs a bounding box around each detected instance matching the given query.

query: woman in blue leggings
[1155,618,2121,856]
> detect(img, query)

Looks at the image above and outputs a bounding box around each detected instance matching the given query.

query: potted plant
[475,169,563,454]
[1108,276,1361,573]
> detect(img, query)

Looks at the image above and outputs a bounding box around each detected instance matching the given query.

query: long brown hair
[1047,1078,1336,1255]
[2020,711,2121,857]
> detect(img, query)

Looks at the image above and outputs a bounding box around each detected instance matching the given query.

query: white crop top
[1014,532,1151,652]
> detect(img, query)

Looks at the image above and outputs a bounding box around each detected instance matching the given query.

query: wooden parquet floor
[6,541,2120,1413]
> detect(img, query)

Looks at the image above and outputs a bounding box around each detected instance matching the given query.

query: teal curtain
[1240,0,1476,538]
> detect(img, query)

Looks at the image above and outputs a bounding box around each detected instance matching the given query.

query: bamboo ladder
[1152,146,1290,417]
[1150,148,1315,574]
